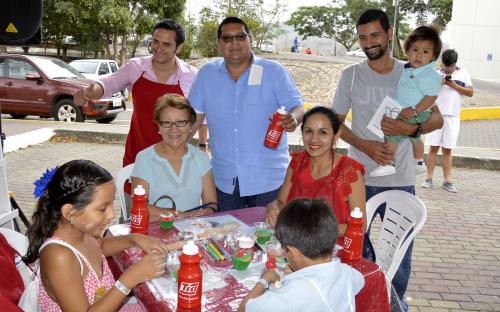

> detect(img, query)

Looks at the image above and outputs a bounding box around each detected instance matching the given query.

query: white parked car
[346,48,366,57]
[260,42,275,53]
[69,59,118,80]
[69,59,129,98]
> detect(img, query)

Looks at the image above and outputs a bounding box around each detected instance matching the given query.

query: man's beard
[363,43,388,60]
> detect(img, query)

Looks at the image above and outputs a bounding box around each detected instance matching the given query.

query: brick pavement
[4,141,500,311]
[5,142,125,227]
[457,120,500,149]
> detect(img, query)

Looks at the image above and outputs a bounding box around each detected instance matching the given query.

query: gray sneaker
[420,179,433,188]
[442,182,458,193]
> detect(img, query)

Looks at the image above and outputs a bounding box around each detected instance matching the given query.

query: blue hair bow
[33,167,58,198]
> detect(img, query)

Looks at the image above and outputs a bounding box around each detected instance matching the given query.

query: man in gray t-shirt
[333,9,443,310]
[334,59,416,187]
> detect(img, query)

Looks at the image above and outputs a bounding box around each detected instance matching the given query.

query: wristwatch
[258,278,269,290]
[115,280,131,296]
[410,123,422,138]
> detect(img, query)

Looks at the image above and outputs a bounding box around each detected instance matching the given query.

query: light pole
[392,0,399,56]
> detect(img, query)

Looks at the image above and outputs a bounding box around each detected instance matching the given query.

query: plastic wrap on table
[148,261,229,301]
[106,220,257,311]
[228,262,266,290]
[174,215,252,241]
[106,208,390,312]
[199,238,258,268]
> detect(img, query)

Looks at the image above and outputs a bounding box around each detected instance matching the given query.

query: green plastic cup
[254,222,272,245]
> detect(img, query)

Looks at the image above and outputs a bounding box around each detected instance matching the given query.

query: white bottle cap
[182,240,199,255]
[277,106,286,114]
[350,207,363,218]
[134,184,146,196]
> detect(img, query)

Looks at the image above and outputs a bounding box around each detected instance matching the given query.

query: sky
[186,0,334,21]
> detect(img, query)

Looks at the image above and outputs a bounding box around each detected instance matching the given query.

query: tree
[195,7,219,57]
[40,0,188,61]
[177,15,196,60]
[286,0,390,52]
[400,0,453,30]
[128,12,157,58]
[286,0,413,57]
[219,0,286,49]
[287,6,359,51]
[42,0,83,58]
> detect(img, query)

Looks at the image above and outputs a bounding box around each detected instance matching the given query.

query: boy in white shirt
[421,49,473,192]
[238,198,364,312]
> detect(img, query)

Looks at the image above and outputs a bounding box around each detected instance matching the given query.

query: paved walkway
[4,139,500,312]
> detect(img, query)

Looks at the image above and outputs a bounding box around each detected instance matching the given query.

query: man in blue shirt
[189,16,304,211]
[293,36,299,53]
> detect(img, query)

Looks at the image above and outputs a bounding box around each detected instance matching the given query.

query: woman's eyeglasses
[219,33,249,43]
[159,120,189,128]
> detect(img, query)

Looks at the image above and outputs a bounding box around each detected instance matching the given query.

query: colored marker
[202,243,221,262]
[210,239,231,259]
[208,242,225,261]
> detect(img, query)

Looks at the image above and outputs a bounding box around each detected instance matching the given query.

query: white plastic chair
[365,190,427,280]
[115,164,134,222]
[0,227,32,287]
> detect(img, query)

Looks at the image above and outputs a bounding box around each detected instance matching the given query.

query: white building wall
[450,0,500,80]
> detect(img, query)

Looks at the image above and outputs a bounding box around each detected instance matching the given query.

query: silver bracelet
[258,278,269,290]
[115,280,131,296]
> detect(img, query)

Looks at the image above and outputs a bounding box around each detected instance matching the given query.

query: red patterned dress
[39,237,144,312]
[287,150,365,231]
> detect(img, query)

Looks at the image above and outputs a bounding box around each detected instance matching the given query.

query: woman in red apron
[266,106,367,242]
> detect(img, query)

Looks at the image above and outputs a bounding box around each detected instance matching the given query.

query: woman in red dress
[266,106,366,238]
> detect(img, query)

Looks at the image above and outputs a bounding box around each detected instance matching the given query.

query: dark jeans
[365,185,415,311]
[216,178,280,212]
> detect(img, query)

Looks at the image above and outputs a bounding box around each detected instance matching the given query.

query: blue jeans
[365,185,415,311]
[216,178,280,212]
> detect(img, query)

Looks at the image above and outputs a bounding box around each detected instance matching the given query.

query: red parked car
[0,54,125,123]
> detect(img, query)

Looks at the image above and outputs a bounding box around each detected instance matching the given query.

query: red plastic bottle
[264,106,287,149]
[130,185,149,235]
[177,241,203,309]
[342,207,364,261]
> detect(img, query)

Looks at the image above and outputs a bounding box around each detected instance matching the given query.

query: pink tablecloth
[107,206,389,312]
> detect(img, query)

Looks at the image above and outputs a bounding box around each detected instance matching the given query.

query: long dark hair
[23,160,113,263]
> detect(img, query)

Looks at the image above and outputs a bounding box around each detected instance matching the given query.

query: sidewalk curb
[54,129,500,171]
[54,129,127,144]
[4,128,54,153]
[461,106,500,120]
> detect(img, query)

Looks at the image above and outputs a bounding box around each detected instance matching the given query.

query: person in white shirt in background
[421,49,473,193]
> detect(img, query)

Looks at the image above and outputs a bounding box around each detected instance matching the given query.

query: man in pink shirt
[75,19,198,167]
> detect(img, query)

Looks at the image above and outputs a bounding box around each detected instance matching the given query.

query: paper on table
[174,215,252,240]
[366,96,402,139]
[228,262,266,290]
[148,264,228,301]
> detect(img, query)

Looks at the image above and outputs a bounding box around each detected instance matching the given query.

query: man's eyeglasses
[159,120,189,128]
[219,33,249,43]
